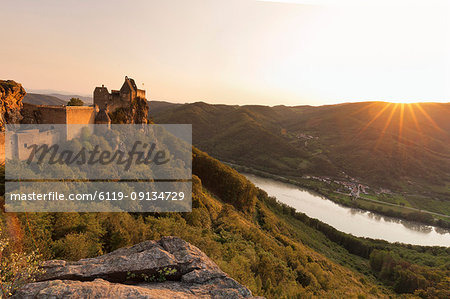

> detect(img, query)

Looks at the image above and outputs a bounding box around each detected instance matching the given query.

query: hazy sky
[1,0,449,105]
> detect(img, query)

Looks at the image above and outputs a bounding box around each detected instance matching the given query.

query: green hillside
[2,149,449,298]
[151,101,450,220]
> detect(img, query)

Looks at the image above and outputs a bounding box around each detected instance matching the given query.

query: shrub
[0,226,44,297]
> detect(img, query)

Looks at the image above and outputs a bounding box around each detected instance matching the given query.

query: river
[244,173,450,247]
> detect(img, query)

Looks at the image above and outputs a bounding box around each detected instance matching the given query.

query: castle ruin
[94,76,146,113]
[21,76,147,127]
[2,76,148,162]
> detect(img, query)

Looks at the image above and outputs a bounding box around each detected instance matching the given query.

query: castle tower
[93,84,109,110]
[92,76,148,124]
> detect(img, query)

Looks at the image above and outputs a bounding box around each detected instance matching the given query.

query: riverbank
[225,162,450,230]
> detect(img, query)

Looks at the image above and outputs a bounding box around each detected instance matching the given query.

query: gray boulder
[14,236,258,298]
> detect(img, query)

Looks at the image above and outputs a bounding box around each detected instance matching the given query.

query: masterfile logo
[5,124,192,212]
[26,140,171,170]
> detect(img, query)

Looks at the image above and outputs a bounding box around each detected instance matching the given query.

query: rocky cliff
[0,80,25,131]
[109,97,149,124]
[14,237,258,298]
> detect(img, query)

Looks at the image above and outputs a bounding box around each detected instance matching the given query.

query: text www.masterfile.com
[8,191,187,201]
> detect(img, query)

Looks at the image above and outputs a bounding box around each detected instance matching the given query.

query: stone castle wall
[6,128,61,160]
[66,106,96,124]
[22,103,66,124]
[94,87,130,113]
[65,106,96,139]
[19,103,96,142]
[22,103,96,125]
[93,87,109,110]
[137,89,145,99]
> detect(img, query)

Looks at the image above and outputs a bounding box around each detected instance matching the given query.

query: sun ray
[398,103,405,143]
[356,103,392,137]
[407,104,422,135]
[397,103,406,163]
[350,101,379,116]
[406,103,429,150]
[414,103,443,133]
[374,103,398,149]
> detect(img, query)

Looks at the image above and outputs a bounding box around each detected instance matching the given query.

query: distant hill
[23,93,66,105]
[148,100,182,118]
[23,93,93,106]
[152,101,450,202]
[48,93,93,104]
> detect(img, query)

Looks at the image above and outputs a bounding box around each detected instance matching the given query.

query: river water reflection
[244,173,450,247]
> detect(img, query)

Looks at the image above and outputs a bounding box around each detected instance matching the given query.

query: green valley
[150,101,450,226]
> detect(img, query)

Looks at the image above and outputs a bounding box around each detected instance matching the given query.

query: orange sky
[0,0,449,105]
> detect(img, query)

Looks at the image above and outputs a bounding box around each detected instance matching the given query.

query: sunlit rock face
[13,237,259,299]
[0,80,25,131]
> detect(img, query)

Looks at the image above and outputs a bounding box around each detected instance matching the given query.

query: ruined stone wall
[137,89,145,99]
[120,82,134,102]
[65,106,96,139]
[94,89,131,113]
[22,103,43,124]
[93,87,109,110]
[8,129,61,160]
[22,104,95,125]
[34,105,67,124]
[66,106,95,124]
[21,104,95,140]
[110,97,130,113]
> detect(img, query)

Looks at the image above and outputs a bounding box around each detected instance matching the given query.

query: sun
[386,99,426,104]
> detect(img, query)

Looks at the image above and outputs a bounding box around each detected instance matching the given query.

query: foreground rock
[14,237,258,298]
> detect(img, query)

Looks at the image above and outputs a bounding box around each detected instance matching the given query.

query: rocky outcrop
[14,237,258,298]
[130,96,149,124]
[109,97,149,125]
[0,80,25,131]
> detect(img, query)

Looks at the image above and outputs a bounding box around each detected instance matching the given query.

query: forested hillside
[151,101,450,216]
[1,148,449,298]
